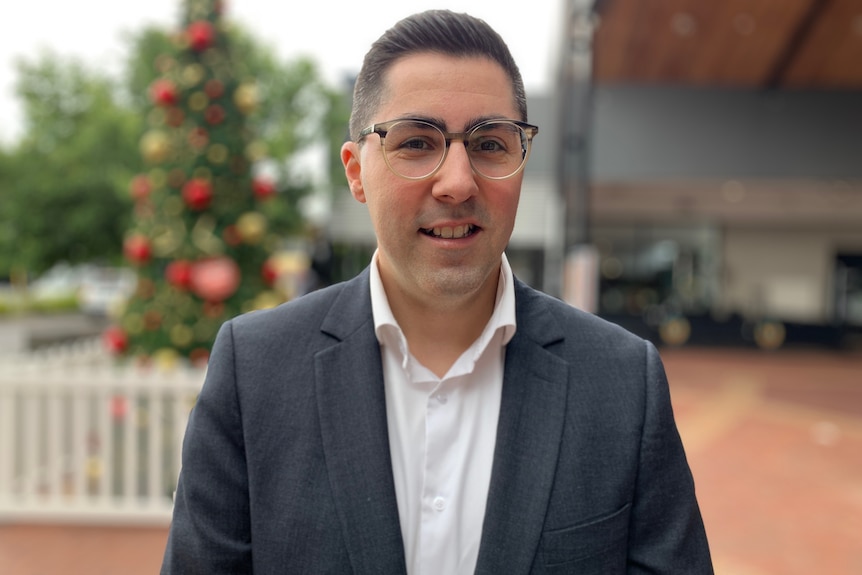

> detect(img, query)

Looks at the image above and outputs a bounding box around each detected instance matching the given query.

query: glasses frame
[358,118,539,181]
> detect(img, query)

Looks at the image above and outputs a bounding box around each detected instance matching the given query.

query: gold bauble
[170,324,195,348]
[153,347,181,371]
[252,291,284,311]
[122,313,144,335]
[236,212,268,244]
[191,215,225,255]
[188,91,209,112]
[245,140,268,162]
[151,218,186,256]
[183,63,206,87]
[234,83,258,115]
[207,143,229,164]
[140,130,172,164]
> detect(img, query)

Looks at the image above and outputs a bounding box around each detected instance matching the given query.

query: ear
[341,141,366,204]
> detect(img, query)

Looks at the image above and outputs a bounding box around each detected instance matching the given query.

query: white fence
[0,338,204,525]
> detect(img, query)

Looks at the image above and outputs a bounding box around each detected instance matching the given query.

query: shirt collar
[370,250,517,359]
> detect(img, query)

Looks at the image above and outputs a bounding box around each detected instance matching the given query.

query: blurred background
[1,1,860,573]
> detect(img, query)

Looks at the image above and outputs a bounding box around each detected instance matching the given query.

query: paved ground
[1,346,860,574]
[664,346,862,575]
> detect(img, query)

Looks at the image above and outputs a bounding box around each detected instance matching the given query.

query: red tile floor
[1,346,860,574]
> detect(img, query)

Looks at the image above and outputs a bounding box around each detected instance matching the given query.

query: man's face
[341,52,524,307]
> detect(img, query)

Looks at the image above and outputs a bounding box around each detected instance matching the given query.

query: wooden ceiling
[592,0,862,89]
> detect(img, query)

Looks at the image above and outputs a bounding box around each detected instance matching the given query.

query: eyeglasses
[358,118,539,180]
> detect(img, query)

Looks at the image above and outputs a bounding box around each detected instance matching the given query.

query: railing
[0,338,204,525]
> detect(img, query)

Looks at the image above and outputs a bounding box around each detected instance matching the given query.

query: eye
[469,123,522,155]
[387,122,443,154]
[399,136,437,151]
[473,138,506,152]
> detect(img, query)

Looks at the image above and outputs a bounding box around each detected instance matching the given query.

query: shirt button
[432,497,446,511]
[435,393,448,404]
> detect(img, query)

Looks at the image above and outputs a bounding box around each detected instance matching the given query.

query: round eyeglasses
[358,118,539,180]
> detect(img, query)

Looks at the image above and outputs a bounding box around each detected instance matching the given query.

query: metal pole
[558,0,600,309]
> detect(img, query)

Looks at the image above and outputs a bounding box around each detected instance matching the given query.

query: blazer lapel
[475,281,570,575]
[315,271,407,575]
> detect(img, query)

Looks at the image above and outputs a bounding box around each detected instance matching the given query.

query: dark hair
[349,10,527,141]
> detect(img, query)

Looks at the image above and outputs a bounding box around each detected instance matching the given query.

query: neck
[385,271,500,378]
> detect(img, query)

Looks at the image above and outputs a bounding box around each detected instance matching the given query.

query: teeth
[429,225,473,239]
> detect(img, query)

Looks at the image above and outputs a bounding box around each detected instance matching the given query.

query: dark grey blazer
[162,269,713,574]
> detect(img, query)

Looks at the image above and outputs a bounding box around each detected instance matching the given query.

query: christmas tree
[105,0,289,366]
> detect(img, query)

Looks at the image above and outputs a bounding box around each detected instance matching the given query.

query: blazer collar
[316,271,569,575]
[316,269,408,574]
[475,279,570,575]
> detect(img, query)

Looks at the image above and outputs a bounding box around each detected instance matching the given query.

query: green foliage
[122,22,348,198]
[110,1,352,361]
[0,55,140,277]
[0,13,348,289]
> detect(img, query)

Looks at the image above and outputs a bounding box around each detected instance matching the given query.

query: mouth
[420,224,479,239]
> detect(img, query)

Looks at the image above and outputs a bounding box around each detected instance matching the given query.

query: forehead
[376,52,518,129]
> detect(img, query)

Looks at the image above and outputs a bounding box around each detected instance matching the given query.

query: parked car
[77,266,137,316]
[28,262,136,316]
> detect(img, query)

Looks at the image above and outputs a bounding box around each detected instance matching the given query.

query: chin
[422,267,491,299]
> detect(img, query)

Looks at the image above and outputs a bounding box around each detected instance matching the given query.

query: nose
[430,140,479,203]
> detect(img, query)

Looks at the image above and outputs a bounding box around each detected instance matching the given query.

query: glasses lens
[378,120,531,180]
[382,121,446,179]
[467,121,528,179]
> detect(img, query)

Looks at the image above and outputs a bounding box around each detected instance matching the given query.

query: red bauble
[143,310,163,331]
[124,234,152,264]
[252,177,276,200]
[223,225,242,246]
[203,300,225,318]
[189,348,210,367]
[166,107,185,127]
[204,104,225,125]
[182,178,213,210]
[187,21,215,52]
[190,257,241,302]
[261,258,279,285]
[149,78,178,107]
[204,79,224,99]
[165,259,193,289]
[188,127,209,150]
[129,174,151,201]
[103,326,128,354]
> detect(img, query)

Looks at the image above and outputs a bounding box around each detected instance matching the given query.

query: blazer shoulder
[515,280,646,352]
[227,270,371,347]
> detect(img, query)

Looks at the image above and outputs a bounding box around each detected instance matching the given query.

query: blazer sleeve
[161,320,253,574]
[626,341,714,574]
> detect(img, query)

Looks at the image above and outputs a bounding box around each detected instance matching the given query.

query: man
[162,10,713,574]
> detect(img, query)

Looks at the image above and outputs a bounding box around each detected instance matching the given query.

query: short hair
[348,10,528,141]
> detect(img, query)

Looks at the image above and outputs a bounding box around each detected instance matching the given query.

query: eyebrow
[394,114,512,132]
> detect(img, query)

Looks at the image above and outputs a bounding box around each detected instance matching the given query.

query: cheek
[364,178,409,229]
[492,185,522,224]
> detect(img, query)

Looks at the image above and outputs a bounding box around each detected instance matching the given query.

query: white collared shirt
[370,250,517,575]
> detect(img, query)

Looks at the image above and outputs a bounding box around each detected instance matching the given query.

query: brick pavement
[664,347,862,575]
[1,346,860,574]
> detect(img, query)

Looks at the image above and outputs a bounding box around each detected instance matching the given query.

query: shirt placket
[418,379,460,574]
